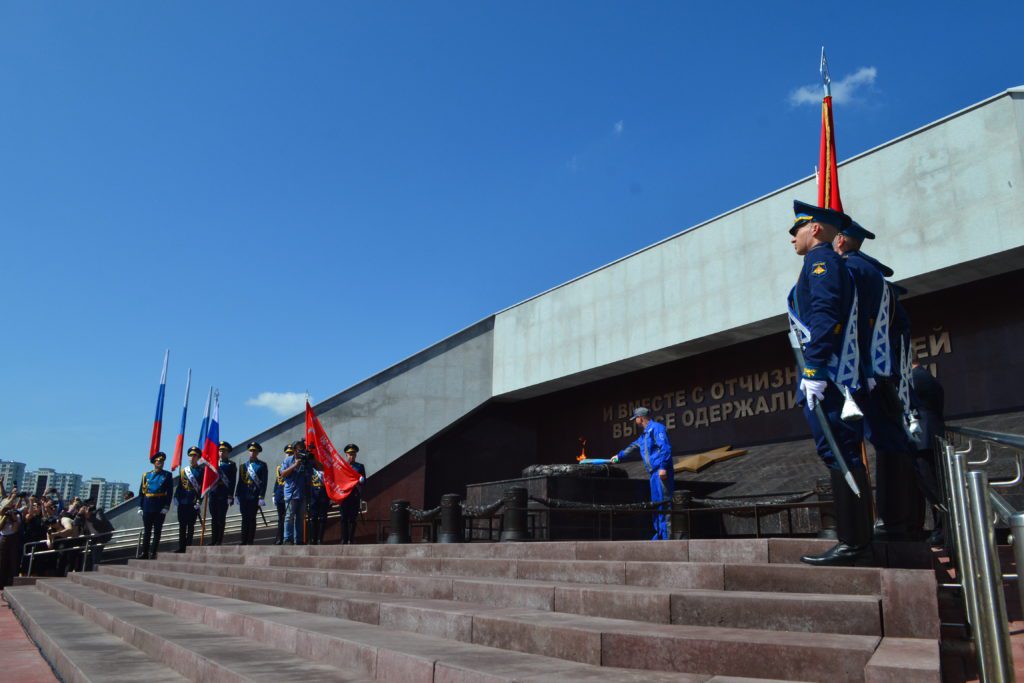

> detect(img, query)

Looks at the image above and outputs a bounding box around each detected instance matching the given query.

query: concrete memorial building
[105,86,1024,534]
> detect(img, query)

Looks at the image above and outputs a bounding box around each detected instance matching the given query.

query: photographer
[280,440,321,545]
[1,499,22,588]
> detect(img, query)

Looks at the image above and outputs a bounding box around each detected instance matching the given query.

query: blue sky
[2,1,1021,489]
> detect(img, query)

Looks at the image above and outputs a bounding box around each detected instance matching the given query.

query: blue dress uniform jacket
[138,469,173,514]
[791,243,852,380]
[790,243,864,472]
[173,465,204,508]
[273,466,285,506]
[235,460,268,501]
[617,420,675,540]
[207,461,237,502]
[844,251,910,454]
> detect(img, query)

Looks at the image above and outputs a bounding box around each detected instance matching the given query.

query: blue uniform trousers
[209,497,229,545]
[275,500,286,543]
[802,385,865,472]
[649,472,675,540]
[176,504,197,552]
[238,498,259,545]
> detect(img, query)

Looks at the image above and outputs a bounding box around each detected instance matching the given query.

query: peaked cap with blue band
[840,220,876,241]
[790,200,852,235]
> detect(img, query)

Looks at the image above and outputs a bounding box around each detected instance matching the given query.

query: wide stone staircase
[4,538,942,682]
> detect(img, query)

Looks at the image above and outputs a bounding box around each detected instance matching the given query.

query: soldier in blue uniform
[273,447,288,545]
[787,201,872,566]
[610,407,674,540]
[137,452,173,559]
[236,442,268,545]
[340,444,366,545]
[308,468,330,544]
[833,221,922,539]
[173,447,205,553]
[206,441,237,546]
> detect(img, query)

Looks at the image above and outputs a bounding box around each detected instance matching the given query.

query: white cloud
[245,391,309,416]
[789,66,878,106]
[613,120,624,135]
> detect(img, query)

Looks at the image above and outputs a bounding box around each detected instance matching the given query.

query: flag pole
[200,496,208,546]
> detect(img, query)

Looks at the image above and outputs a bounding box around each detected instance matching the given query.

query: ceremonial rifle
[788,329,862,497]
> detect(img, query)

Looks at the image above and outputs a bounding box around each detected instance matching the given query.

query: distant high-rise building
[23,468,83,501]
[0,460,26,493]
[79,478,130,511]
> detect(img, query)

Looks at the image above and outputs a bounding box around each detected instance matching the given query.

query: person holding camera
[0,499,23,588]
[280,440,320,545]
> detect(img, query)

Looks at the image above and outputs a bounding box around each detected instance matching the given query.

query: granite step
[3,586,189,683]
[139,555,891,625]
[33,579,373,682]
[104,561,885,635]
[157,551,887,596]
[92,565,884,679]
[66,572,732,682]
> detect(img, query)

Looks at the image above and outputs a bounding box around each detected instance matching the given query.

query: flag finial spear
[820,46,831,97]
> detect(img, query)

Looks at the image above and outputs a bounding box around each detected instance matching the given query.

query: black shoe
[801,542,873,566]
[173,549,186,554]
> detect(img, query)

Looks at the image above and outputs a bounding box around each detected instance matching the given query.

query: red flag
[305,401,361,502]
[817,48,843,212]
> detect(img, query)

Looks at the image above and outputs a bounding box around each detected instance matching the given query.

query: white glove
[159,508,168,515]
[866,377,877,391]
[609,455,620,463]
[228,497,234,506]
[258,499,265,507]
[800,378,828,409]
[137,508,143,516]
[358,476,365,484]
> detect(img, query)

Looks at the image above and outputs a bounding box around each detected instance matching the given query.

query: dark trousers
[140,511,166,559]
[340,497,360,544]
[802,386,865,472]
[177,505,197,552]
[275,501,286,542]
[0,533,19,588]
[238,499,259,545]
[209,497,228,545]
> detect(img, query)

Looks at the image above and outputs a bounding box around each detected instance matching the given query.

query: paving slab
[863,637,941,682]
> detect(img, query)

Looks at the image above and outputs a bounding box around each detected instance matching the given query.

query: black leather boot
[802,468,873,566]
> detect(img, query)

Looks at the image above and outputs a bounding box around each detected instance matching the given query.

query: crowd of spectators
[0,485,115,588]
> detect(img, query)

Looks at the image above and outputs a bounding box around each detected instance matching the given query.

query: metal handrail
[939,427,1021,681]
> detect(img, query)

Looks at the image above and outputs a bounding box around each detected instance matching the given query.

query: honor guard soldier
[609,408,674,540]
[273,447,289,545]
[138,452,173,559]
[308,468,329,544]
[787,201,872,566]
[236,442,268,545]
[173,447,204,553]
[207,441,237,545]
[833,221,922,539]
[340,444,366,544]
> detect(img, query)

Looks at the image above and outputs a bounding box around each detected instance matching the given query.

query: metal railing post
[966,470,1016,682]
[1011,512,1024,628]
[947,445,982,640]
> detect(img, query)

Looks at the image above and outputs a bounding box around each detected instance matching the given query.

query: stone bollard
[438,493,464,543]
[671,489,692,540]
[387,500,411,544]
[815,476,838,540]
[500,487,529,542]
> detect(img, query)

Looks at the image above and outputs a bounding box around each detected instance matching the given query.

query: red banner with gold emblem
[304,401,361,502]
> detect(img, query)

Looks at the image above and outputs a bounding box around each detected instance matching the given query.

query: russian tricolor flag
[170,369,191,471]
[149,350,169,459]
[200,391,220,496]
